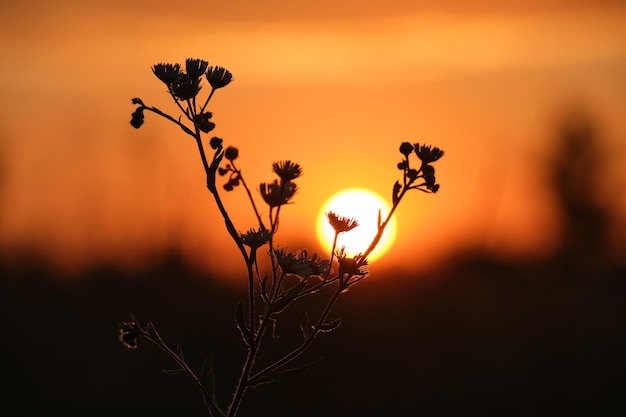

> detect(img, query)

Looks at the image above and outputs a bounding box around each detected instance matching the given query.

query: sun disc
[316,188,397,262]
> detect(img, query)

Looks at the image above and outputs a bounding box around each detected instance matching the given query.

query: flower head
[118,321,141,349]
[274,248,329,277]
[170,73,202,100]
[152,63,181,85]
[224,146,239,161]
[240,228,272,249]
[193,112,215,133]
[399,142,413,157]
[326,211,359,234]
[185,58,208,78]
[206,66,233,89]
[260,180,297,207]
[209,137,223,150]
[421,164,439,192]
[414,143,444,164]
[337,254,369,277]
[272,160,302,181]
[130,108,144,129]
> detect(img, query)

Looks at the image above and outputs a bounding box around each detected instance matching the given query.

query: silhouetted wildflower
[152,63,181,84]
[399,142,413,157]
[260,180,297,207]
[407,169,419,180]
[209,136,223,150]
[326,211,359,234]
[422,164,439,192]
[118,321,140,349]
[193,112,215,133]
[337,255,368,276]
[186,58,209,78]
[272,160,302,181]
[414,144,444,163]
[240,228,272,249]
[170,73,202,100]
[274,248,329,277]
[130,108,144,129]
[206,66,233,89]
[225,146,239,161]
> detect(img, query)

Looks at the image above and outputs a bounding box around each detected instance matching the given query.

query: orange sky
[1,1,625,279]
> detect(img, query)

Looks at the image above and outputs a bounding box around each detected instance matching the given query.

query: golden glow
[316,188,398,262]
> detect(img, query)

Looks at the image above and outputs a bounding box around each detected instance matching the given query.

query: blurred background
[1,1,625,415]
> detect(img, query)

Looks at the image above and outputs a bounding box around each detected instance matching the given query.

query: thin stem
[249,283,344,385]
[231,161,266,230]
[201,87,216,113]
[226,304,272,417]
[142,106,195,137]
[361,185,407,261]
[143,333,224,417]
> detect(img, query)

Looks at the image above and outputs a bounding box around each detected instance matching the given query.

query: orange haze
[1,1,625,280]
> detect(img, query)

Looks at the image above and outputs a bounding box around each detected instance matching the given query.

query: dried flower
[209,137,223,150]
[170,73,202,100]
[130,108,144,129]
[224,146,239,161]
[274,248,329,277]
[337,255,368,276]
[118,321,141,349]
[152,63,181,85]
[186,58,209,78]
[260,180,297,207]
[193,112,215,133]
[326,211,359,234]
[240,228,272,249]
[272,161,302,181]
[206,66,233,89]
[414,144,444,164]
[399,142,413,157]
[421,164,439,191]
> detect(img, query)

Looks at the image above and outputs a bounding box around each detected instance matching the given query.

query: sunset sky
[1,0,625,280]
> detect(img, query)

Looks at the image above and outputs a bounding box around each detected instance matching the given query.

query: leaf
[200,356,215,399]
[235,302,251,346]
[249,357,324,388]
[392,181,402,206]
[268,317,280,341]
[318,318,342,333]
[161,368,187,376]
[235,302,251,345]
[176,342,185,361]
[299,312,310,339]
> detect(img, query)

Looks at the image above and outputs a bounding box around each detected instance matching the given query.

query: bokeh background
[1,1,625,416]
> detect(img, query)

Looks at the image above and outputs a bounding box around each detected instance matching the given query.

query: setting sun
[316,188,397,262]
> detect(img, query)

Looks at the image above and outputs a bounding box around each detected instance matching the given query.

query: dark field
[2,250,624,417]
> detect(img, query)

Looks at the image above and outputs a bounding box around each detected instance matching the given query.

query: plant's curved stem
[248,282,344,386]
[142,331,225,417]
[231,161,266,230]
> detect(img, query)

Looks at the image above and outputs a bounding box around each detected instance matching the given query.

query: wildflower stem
[192,129,250,273]
[201,87,216,113]
[227,308,271,417]
[248,283,343,386]
[142,106,196,137]
[231,161,266,230]
[361,186,407,261]
[143,333,224,417]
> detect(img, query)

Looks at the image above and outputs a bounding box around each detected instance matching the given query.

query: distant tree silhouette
[547,108,612,275]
